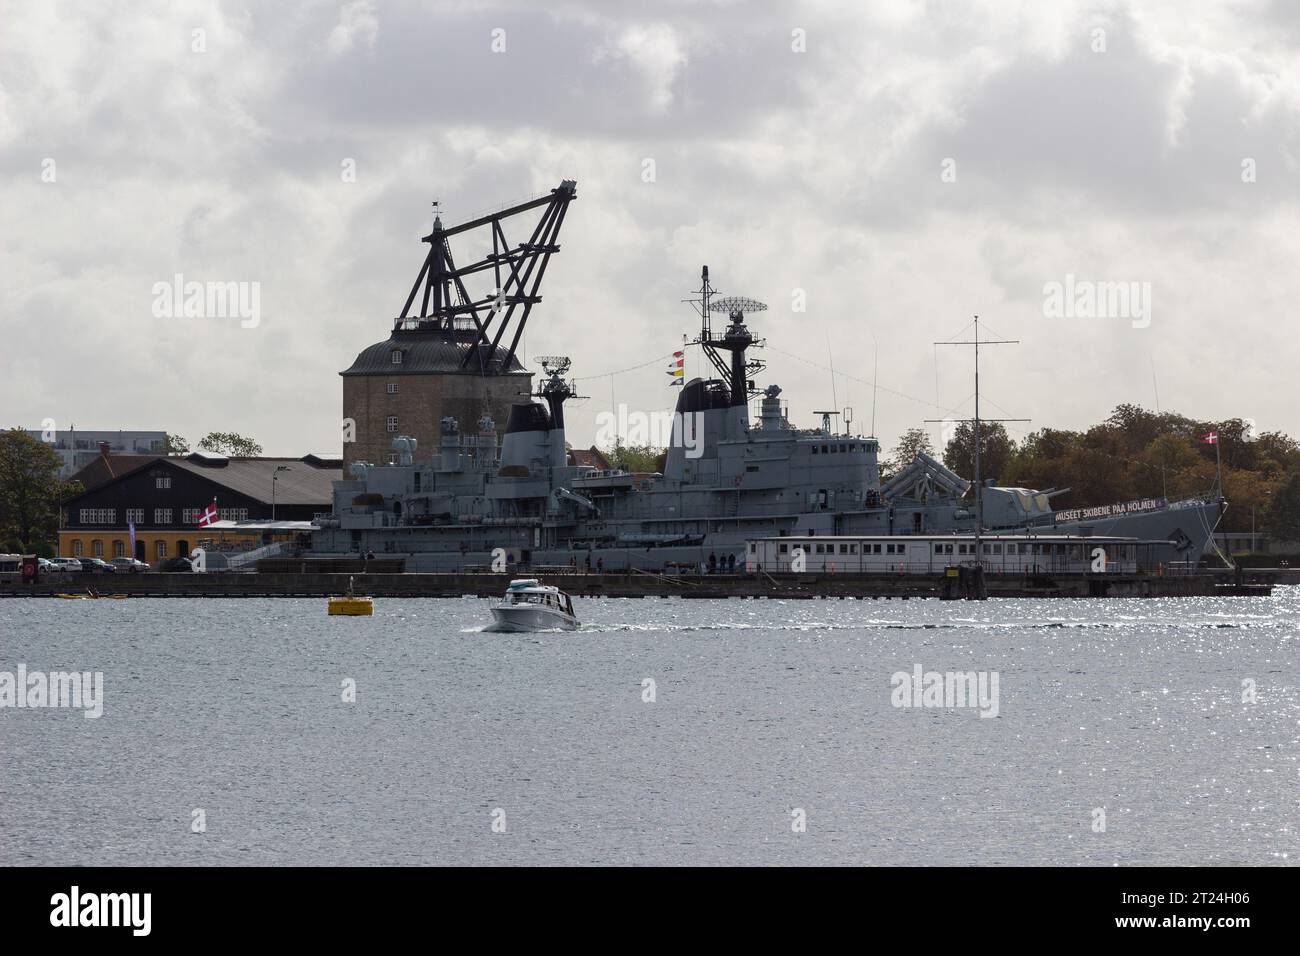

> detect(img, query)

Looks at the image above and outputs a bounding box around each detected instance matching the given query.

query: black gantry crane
[395,179,577,374]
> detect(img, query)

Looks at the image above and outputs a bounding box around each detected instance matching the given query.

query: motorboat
[488,579,578,631]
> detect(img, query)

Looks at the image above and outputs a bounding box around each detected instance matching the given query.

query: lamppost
[272,466,290,520]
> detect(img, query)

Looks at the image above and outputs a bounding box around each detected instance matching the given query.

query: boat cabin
[503,580,575,614]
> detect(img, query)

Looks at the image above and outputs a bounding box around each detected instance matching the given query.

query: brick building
[340,325,532,468]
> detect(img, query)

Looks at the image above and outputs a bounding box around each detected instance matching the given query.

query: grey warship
[313,187,1222,570]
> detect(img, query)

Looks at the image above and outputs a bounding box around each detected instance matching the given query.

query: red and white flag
[1199,431,1218,445]
[197,499,219,526]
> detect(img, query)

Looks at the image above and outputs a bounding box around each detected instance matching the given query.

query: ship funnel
[499,402,551,475]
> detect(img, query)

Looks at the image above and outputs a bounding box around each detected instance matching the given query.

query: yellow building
[58,527,300,565]
[60,451,339,565]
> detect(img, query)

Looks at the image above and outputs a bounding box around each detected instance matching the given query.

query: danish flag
[1199,431,1218,445]
[197,499,219,526]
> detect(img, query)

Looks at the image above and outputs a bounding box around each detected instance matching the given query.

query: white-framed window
[113,540,125,558]
[386,416,398,432]
[155,476,171,489]
[391,349,403,365]
[154,508,173,524]
[387,383,398,394]
[182,508,200,524]
[79,508,116,524]
[92,540,104,557]
[156,540,167,560]
[387,453,398,465]
[125,508,144,523]
[73,540,83,556]
[218,508,249,521]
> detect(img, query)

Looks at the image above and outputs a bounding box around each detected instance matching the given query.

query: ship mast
[931,317,1024,562]
[683,267,767,404]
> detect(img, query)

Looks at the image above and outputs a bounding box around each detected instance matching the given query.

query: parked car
[160,557,193,573]
[110,557,150,573]
[49,557,83,573]
[79,557,116,573]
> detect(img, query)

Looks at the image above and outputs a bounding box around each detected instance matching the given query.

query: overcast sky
[3,0,1298,458]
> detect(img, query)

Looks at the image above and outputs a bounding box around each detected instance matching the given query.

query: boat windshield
[510,592,548,605]
[507,591,565,608]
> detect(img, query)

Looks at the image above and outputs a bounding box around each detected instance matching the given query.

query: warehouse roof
[168,456,340,504]
[63,454,341,506]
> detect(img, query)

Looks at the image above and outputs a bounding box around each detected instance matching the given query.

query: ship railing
[224,542,286,571]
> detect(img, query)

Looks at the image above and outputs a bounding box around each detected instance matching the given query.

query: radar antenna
[812,410,841,435]
[535,355,572,378]
[533,355,584,429]
[681,267,767,404]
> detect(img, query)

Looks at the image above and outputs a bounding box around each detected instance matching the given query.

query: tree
[0,429,81,554]
[197,432,263,457]
[942,421,1013,484]
[604,441,663,474]
[165,434,191,455]
[1264,473,1300,542]
[882,427,934,480]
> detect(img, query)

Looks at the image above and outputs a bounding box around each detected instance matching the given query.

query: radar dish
[709,296,767,315]
[535,355,572,376]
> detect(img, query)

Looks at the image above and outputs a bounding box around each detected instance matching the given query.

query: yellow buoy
[329,576,373,615]
[328,596,373,616]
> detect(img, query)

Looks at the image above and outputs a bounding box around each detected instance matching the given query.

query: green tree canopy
[0,429,81,554]
[602,442,664,474]
[197,432,263,457]
[882,427,934,480]
[1264,473,1300,542]
[942,421,1013,486]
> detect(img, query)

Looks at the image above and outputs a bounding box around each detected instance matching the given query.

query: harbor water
[1,592,1296,866]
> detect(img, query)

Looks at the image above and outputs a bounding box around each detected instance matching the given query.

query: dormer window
[391,349,403,365]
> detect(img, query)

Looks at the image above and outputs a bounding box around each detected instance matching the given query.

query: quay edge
[0,571,1279,600]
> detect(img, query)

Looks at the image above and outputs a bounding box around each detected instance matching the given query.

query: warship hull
[313,469,1221,573]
